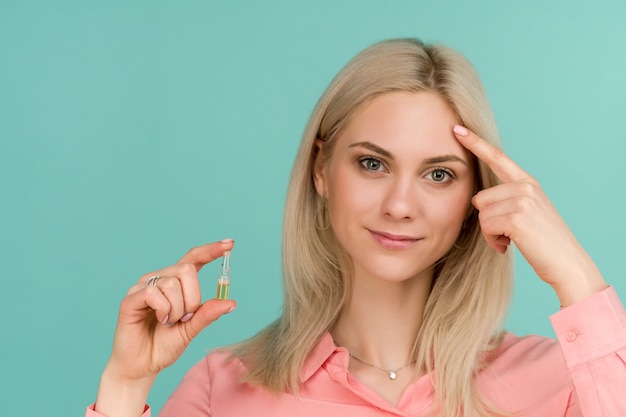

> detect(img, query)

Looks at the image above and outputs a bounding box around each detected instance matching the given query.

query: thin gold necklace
[348,352,417,380]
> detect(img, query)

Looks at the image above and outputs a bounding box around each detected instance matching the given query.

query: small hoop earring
[453,220,473,251]
[452,240,467,251]
[314,195,330,231]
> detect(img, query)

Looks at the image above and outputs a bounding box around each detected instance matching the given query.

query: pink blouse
[87,287,626,416]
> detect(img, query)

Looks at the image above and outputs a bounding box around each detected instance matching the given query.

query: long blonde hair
[234,38,513,417]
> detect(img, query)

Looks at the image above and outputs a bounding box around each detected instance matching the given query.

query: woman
[87,38,625,417]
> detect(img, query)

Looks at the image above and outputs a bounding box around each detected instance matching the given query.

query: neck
[331,268,433,370]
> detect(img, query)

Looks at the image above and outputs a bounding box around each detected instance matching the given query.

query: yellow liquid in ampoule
[216,280,230,300]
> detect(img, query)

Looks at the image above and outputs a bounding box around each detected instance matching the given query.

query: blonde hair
[234,38,514,417]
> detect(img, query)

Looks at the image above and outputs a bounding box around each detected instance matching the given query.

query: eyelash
[357,157,456,184]
[358,156,387,172]
[425,167,456,184]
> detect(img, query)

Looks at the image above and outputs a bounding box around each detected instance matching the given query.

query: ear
[312,139,326,197]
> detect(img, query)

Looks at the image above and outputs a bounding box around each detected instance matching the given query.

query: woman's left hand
[453,125,607,307]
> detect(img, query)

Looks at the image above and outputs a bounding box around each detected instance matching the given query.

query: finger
[182,299,237,341]
[477,220,510,254]
[453,125,530,184]
[477,207,516,253]
[138,263,202,316]
[176,239,235,272]
[472,182,539,212]
[121,286,172,325]
[152,277,185,323]
[170,263,201,320]
[493,235,511,253]
[476,197,526,223]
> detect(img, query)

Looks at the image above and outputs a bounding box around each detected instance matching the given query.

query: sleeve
[84,404,150,417]
[158,356,213,417]
[550,286,626,416]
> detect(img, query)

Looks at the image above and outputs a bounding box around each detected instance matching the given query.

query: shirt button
[566,331,577,342]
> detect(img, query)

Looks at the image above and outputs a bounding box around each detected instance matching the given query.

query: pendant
[388,370,397,380]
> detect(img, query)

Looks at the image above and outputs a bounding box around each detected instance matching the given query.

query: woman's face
[314,91,475,284]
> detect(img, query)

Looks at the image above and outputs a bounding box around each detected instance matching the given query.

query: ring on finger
[146,275,162,287]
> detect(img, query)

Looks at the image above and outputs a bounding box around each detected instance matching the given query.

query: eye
[359,157,386,172]
[426,167,455,183]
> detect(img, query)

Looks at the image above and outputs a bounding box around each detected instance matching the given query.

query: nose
[381,176,419,221]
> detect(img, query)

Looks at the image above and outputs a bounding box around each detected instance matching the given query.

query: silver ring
[146,276,162,287]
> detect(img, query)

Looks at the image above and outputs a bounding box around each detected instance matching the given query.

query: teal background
[1,1,625,416]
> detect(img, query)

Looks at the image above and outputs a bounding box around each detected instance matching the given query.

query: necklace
[348,352,417,380]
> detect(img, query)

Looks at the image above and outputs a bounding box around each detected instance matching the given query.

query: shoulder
[198,348,249,385]
[159,349,250,417]
[486,332,565,377]
[494,332,560,362]
[477,332,574,413]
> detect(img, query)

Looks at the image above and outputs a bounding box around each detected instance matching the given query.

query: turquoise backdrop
[1,1,625,416]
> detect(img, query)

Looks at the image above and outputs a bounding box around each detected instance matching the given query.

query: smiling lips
[369,230,421,250]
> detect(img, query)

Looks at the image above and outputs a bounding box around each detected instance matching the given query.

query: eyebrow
[348,141,393,159]
[348,141,468,166]
[423,155,468,166]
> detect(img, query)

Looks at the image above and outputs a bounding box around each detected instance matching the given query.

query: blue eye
[359,157,385,172]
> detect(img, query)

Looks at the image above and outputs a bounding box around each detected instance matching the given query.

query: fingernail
[181,312,194,322]
[161,314,169,325]
[220,238,234,244]
[226,306,236,313]
[453,125,468,136]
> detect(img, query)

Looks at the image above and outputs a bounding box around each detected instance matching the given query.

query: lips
[368,229,421,250]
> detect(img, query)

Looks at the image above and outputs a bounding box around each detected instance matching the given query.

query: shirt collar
[299,332,347,382]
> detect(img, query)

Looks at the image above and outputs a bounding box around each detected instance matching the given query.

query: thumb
[184,299,237,340]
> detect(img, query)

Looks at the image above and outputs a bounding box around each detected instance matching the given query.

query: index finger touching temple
[452,125,529,184]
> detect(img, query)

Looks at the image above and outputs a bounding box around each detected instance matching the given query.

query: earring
[452,239,468,251]
[453,215,477,250]
[314,195,330,231]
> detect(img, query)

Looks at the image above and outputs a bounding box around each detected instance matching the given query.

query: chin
[361,261,434,284]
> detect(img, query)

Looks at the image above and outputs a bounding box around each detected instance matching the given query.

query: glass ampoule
[216,251,231,300]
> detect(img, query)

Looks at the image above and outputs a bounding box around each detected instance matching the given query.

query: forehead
[338,91,468,158]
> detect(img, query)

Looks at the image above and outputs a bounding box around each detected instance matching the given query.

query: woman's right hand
[94,239,236,417]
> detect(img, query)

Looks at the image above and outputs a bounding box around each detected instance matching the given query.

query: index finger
[453,125,529,183]
[177,239,235,271]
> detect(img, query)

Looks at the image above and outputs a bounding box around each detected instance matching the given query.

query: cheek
[435,187,473,232]
[326,166,370,218]
[327,167,361,206]
[418,177,472,228]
